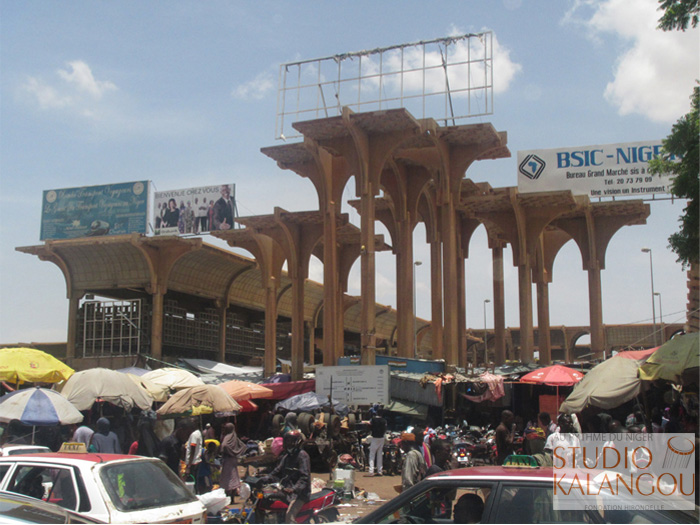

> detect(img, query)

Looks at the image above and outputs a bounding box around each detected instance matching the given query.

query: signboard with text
[517,140,675,198]
[154,183,236,236]
[41,181,149,240]
[315,365,390,405]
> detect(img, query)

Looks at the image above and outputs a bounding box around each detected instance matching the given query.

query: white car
[0,445,51,457]
[0,447,206,524]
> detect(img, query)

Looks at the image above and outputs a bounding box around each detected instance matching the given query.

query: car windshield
[99,459,197,512]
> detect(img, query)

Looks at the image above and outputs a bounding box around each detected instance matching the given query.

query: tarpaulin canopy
[156,384,241,418]
[275,392,349,417]
[384,399,428,418]
[58,367,154,411]
[142,367,205,391]
[262,379,315,400]
[218,380,274,401]
[639,333,699,384]
[560,349,656,414]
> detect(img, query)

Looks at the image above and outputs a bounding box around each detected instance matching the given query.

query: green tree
[657,0,699,31]
[649,86,699,267]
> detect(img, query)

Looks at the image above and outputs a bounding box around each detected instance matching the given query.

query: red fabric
[260,379,315,400]
[237,400,258,412]
[520,365,584,386]
[615,347,657,360]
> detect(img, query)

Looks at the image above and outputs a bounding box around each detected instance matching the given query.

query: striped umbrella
[0,387,83,426]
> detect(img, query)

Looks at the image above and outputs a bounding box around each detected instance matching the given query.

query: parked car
[0,490,102,523]
[354,464,699,524]
[0,447,207,524]
[0,445,51,457]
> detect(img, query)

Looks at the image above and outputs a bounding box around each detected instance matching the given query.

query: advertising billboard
[154,183,237,236]
[517,140,675,198]
[41,181,149,241]
[315,365,390,405]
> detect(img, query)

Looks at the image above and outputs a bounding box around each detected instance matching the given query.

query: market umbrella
[156,384,241,418]
[639,333,699,384]
[125,373,170,402]
[0,387,83,426]
[0,348,74,385]
[274,391,349,417]
[520,364,585,403]
[57,367,154,411]
[0,387,84,445]
[520,365,584,386]
[142,367,205,391]
[218,379,273,401]
[560,348,656,414]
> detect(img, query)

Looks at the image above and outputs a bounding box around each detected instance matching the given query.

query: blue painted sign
[41,181,150,240]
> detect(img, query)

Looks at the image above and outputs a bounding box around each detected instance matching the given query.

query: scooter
[236,475,342,524]
[452,439,473,467]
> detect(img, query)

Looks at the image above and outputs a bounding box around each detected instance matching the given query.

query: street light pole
[413,261,422,358]
[641,248,657,345]
[483,299,491,367]
[654,292,663,342]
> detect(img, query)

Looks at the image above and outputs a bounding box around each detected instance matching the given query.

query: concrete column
[151,291,164,360]
[518,261,534,363]
[323,210,340,366]
[457,257,467,368]
[218,306,227,363]
[536,281,551,364]
[66,293,80,361]
[291,276,305,380]
[587,263,605,359]
[396,220,414,358]
[360,187,377,365]
[264,282,278,377]
[306,320,315,366]
[442,201,459,366]
[430,240,444,361]
[492,245,506,365]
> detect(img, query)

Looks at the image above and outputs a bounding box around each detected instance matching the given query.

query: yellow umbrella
[0,347,74,384]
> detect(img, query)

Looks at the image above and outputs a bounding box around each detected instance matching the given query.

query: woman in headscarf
[219,422,247,500]
[90,417,122,454]
[135,411,161,458]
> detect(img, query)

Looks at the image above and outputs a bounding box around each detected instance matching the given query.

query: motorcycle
[452,439,473,467]
[381,439,402,476]
[235,475,342,524]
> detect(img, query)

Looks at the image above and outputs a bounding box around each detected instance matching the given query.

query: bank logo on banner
[519,154,546,180]
[552,433,696,512]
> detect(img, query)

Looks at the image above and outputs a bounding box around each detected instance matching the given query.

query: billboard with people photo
[154,184,237,236]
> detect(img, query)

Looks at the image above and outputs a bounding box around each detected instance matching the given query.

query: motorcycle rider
[262,429,310,523]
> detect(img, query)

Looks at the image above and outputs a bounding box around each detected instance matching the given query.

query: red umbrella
[520,365,584,386]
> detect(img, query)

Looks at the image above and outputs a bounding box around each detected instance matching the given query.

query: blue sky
[1,0,698,347]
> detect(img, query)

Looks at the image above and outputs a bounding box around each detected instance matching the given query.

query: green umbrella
[639,333,699,384]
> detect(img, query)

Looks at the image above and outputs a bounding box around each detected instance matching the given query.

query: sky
[1,0,698,347]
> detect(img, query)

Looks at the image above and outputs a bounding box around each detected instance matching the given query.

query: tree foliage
[649,86,699,267]
[657,0,700,31]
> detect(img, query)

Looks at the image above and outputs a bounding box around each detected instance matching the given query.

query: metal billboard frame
[276,33,494,140]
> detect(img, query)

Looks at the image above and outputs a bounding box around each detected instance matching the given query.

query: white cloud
[232,70,275,100]
[21,60,117,116]
[567,0,699,123]
[22,77,71,109]
[57,60,116,99]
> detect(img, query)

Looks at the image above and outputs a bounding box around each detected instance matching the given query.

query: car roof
[427,465,553,480]
[0,453,152,465]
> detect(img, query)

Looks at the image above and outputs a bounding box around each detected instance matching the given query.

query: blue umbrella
[0,387,83,426]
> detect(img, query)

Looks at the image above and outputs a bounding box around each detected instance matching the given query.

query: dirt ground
[313,469,402,522]
[225,465,401,522]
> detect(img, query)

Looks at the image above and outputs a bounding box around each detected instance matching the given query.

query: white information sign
[517,140,675,198]
[315,365,390,405]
